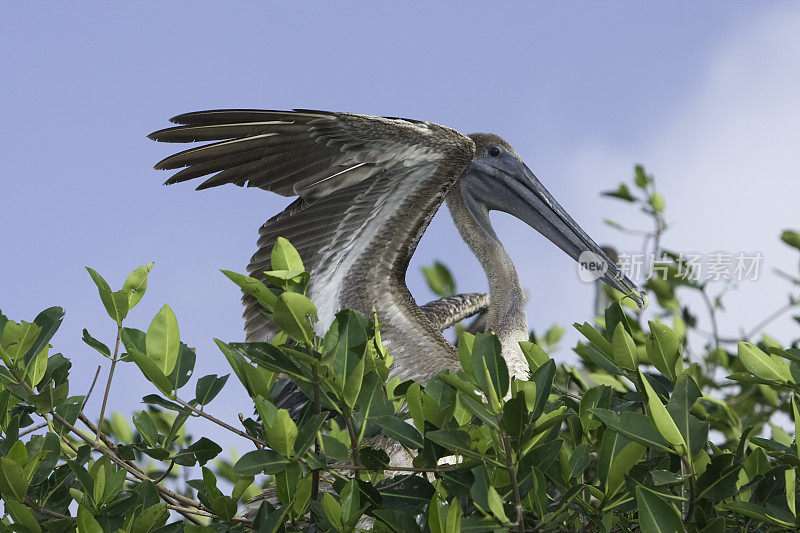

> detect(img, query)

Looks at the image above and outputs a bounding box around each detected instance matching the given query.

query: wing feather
[150,110,475,341]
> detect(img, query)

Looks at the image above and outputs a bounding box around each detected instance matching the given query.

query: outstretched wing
[150,110,475,341]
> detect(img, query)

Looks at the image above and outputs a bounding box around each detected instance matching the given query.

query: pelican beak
[499,162,647,309]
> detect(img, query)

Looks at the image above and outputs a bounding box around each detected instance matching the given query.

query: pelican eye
[488,146,501,157]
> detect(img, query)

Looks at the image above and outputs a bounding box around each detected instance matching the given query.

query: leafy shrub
[1,166,799,532]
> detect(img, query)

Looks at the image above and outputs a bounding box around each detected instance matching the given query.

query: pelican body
[150,110,643,386]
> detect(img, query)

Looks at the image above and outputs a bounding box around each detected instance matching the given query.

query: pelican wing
[151,110,475,342]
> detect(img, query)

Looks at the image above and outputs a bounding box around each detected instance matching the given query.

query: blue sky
[2,2,799,453]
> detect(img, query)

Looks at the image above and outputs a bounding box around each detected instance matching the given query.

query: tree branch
[96,325,122,442]
[173,396,269,448]
[498,416,524,532]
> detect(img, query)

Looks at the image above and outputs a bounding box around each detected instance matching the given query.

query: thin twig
[19,421,48,438]
[498,417,525,532]
[311,365,322,503]
[78,413,147,477]
[344,413,360,468]
[173,396,269,448]
[700,289,720,351]
[152,459,176,484]
[96,325,123,443]
[681,454,696,525]
[8,363,209,526]
[51,411,204,511]
[25,497,74,521]
[376,474,414,492]
[81,365,103,411]
[164,504,251,525]
[325,462,460,473]
[745,300,798,340]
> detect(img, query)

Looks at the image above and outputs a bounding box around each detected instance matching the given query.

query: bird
[149,109,644,392]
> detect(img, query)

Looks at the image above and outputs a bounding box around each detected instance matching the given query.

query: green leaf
[1,318,40,361]
[574,322,613,356]
[426,429,488,463]
[635,485,684,533]
[0,457,29,501]
[127,347,173,397]
[649,192,665,213]
[214,340,260,397]
[639,370,686,453]
[323,309,371,384]
[86,267,129,325]
[179,437,222,466]
[597,430,645,500]
[428,492,447,533]
[6,499,42,533]
[780,230,800,251]
[528,359,556,420]
[146,303,180,376]
[422,262,456,297]
[194,374,229,405]
[82,329,110,358]
[667,376,709,460]
[132,502,169,533]
[487,485,509,523]
[456,392,499,430]
[294,412,329,455]
[471,333,508,406]
[602,183,636,202]
[93,462,106,506]
[373,509,422,533]
[646,321,682,382]
[696,454,741,501]
[122,262,154,310]
[377,476,434,511]
[271,236,305,272]
[611,323,638,370]
[321,493,343,532]
[233,449,290,475]
[590,408,672,453]
[634,165,650,188]
[265,409,298,457]
[738,341,789,382]
[340,479,361,526]
[457,332,475,380]
[221,270,277,310]
[77,504,102,533]
[445,498,463,533]
[374,416,424,449]
[23,306,64,367]
[584,342,622,375]
[167,342,196,392]
[132,410,160,448]
[24,344,49,388]
[343,355,366,410]
[232,476,254,502]
[568,443,591,478]
[717,501,796,528]
[519,341,550,370]
[273,292,317,346]
[353,371,393,437]
[120,326,147,356]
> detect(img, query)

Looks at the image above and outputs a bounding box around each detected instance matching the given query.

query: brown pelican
[149,110,643,387]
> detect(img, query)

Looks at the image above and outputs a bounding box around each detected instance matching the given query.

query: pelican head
[460,133,646,309]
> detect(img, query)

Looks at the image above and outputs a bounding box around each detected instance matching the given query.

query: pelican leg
[420,292,489,331]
